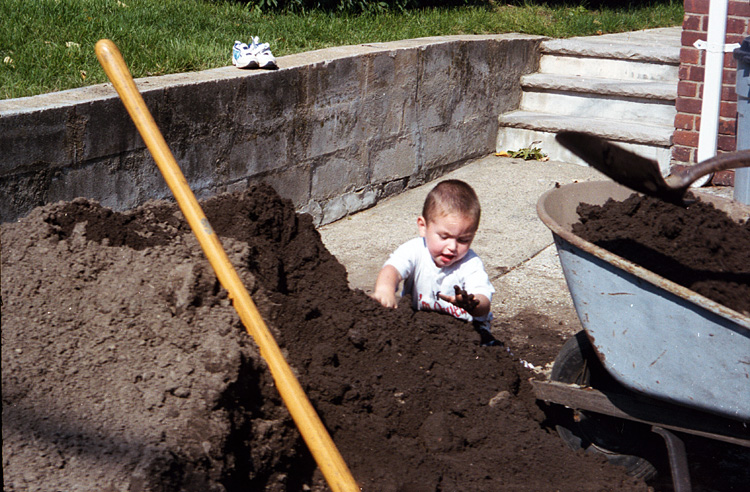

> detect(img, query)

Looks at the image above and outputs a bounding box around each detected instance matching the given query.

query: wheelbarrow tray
[537,181,750,422]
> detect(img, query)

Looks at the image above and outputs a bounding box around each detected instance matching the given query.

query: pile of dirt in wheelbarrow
[2,183,648,491]
[574,192,750,315]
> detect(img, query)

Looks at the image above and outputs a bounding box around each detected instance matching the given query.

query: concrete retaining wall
[0,34,543,225]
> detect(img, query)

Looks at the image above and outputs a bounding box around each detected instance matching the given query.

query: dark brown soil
[574,193,750,315]
[4,185,749,492]
[3,184,648,492]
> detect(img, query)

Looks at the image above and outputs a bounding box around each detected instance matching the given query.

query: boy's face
[418,213,477,268]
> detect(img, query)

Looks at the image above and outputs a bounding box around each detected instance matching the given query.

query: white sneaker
[249,36,277,69]
[232,40,258,69]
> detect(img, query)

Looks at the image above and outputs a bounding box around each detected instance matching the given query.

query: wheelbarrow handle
[95,39,359,492]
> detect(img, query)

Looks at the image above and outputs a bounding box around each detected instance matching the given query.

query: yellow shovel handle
[95,39,359,492]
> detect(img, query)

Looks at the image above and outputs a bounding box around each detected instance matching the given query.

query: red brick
[673,129,701,147]
[726,17,748,34]
[675,112,696,130]
[688,65,705,82]
[680,47,701,65]
[711,170,735,186]
[722,84,738,101]
[727,17,749,33]
[677,96,705,114]
[727,32,747,46]
[718,134,738,151]
[724,70,737,86]
[671,145,693,164]
[684,0,710,15]
[720,101,738,118]
[681,30,704,48]
[682,15,701,31]
[718,117,737,135]
[676,97,704,114]
[678,80,698,97]
[670,164,688,175]
[728,0,750,17]
[723,52,738,69]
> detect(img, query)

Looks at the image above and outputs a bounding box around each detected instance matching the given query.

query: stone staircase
[497,28,681,174]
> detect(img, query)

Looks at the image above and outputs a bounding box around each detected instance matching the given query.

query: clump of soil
[2,184,647,491]
[574,193,750,315]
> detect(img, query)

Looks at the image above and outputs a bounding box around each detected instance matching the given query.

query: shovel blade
[556,131,681,202]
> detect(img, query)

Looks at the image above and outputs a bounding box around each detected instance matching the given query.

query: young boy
[372,179,497,344]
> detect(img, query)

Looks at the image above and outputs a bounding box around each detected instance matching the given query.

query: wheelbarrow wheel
[550,331,659,481]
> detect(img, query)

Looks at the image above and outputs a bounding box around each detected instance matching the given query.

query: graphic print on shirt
[417,291,470,320]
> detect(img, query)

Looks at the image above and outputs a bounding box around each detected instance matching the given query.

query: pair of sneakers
[232,37,277,70]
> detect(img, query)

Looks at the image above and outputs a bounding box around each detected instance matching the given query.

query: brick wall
[673,0,749,184]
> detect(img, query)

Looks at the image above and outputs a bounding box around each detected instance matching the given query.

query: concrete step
[496,111,673,173]
[540,31,681,65]
[520,74,677,127]
[522,73,677,99]
[539,54,679,82]
[496,28,680,170]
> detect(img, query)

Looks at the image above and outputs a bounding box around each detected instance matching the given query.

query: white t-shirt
[384,237,494,326]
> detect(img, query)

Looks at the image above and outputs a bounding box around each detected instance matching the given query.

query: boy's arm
[371,265,402,308]
[467,294,491,317]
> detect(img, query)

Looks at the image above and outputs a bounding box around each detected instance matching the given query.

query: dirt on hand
[2,184,650,492]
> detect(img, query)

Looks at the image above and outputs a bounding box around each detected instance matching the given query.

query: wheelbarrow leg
[652,426,691,492]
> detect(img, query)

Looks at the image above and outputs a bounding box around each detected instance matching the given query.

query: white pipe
[696,0,729,165]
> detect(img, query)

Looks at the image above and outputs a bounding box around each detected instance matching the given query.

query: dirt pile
[574,193,750,315]
[2,184,647,491]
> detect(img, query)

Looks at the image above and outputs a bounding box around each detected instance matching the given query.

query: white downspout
[692,0,740,186]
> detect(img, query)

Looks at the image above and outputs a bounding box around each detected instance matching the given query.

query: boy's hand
[439,285,480,312]
[371,289,398,309]
[372,265,402,309]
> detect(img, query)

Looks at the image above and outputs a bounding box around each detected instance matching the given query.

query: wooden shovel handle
[95,39,359,492]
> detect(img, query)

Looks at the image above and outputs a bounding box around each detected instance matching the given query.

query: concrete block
[417,47,459,129]
[360,50,419,137]
[256,164,311,210]
[172,139,225,191]
[229,70,301,129]
[299,199,324,226]
[307,104,366,157]
[344,186,377,215]
[311,151,368,200]
[161,80,234,133]
[46,152,170,213]
[0,107,72,173]
[383,178,407,198]
[369,135,418,182]
[224,129,289,180]
[304,56,365,109]
[78,97,143,162]
[320,186,378,224]
[0,168,54,223]
[420,125,470,171]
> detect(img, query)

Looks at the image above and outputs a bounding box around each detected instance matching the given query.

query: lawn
[0,0,684,99]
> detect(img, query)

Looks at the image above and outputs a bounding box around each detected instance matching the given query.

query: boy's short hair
[422,179,481,228]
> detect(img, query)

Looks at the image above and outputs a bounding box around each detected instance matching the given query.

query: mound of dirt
[574,193,750,315]
[2,184,647,491]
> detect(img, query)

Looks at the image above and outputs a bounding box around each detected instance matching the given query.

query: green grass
[0,0,683,100]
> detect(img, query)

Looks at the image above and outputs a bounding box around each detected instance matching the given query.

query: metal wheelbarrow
[533,181,750,491]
